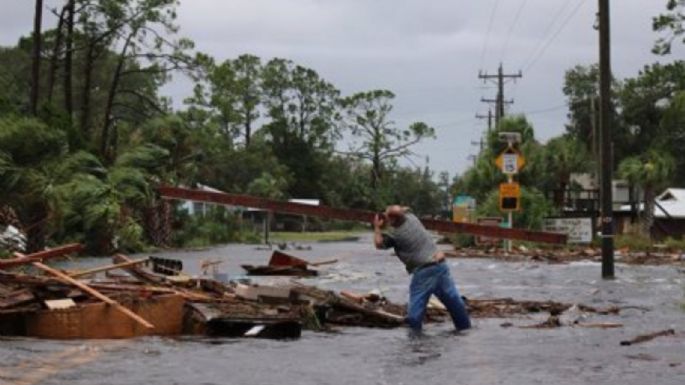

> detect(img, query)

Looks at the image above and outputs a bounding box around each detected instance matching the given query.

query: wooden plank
[0,289,36,309]
[68,258,149,278]
[87,283,177,294]
[158,186,567,244]
[0,243,84,269]
[111,254,216,302]
[308,259,338,267]
[620,329,675,346]
[44,299,76,310]
[112,254,165,284]
[32,261,154,329]
[268,251,308,267]
[25,294,184,339]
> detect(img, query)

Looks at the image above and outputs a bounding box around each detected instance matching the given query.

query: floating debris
[0,243,635,340]
[446,247,685,266]
[241,250,337,277]
[620,329,676,346]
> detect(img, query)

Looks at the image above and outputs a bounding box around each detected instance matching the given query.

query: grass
[269,230,364,242]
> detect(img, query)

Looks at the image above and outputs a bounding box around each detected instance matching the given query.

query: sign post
[494,137,526,252]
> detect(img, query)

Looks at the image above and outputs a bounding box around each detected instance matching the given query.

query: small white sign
[543,217,593,244]
[502,153,518,174]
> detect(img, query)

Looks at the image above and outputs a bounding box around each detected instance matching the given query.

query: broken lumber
[32,261,154,330]
[308,259,338,267]
[0,243,83,269]
[113,254,165,284]
[158,186,567,244]
[68,258,149,278]
[620,329,676,346]
[241,264,318,277]
[575,322,623,329]
[111,254,216,301]
[0,289,35,309]
[267,250,336,268]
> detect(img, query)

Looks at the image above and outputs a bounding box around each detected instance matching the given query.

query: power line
[520,104,568,115]
[517,0,575,70]
[523,0,588,73]
[499,0,529,62]
[479,0,501,70]
[432,117,479,129]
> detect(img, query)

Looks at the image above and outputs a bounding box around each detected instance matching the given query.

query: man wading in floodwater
[373,205,471,333]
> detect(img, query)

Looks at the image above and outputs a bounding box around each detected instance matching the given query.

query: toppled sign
[157,187,567,244]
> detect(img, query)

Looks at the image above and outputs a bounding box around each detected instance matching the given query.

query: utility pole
[467,154,477,167]
[598,0,614,278]
[480,97,513,127]
[30,0,44,116]
[479,63,522,126]
[476,109,494,133]
[471,138,484,153]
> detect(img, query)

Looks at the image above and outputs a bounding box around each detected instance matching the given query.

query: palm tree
[543,136,593,208]
[0,116,170,253]
[618,149,675,237]
[55,144,169,254]
[0,117,68,251]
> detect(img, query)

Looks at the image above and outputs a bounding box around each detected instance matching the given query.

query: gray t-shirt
[380,213,437,274]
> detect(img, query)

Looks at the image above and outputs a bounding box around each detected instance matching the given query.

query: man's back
[388,213,436,273]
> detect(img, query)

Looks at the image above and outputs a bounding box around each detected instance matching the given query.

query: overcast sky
[1,0,681,178]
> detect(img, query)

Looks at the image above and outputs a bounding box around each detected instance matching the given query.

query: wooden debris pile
[446,246,685,266]
[0,244,405,339]
[0,243,646,340]
[465,297,621,318]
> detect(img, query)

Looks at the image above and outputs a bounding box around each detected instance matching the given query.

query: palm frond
[115,143,170,173]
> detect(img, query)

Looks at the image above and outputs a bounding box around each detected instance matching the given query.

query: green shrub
[450,233,475,248]
[615,233,652,251]
[172,206,260,247]
[662,237,685,252]
[116,217,146,253]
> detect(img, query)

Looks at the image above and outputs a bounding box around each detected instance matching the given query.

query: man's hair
[386,211,406,227]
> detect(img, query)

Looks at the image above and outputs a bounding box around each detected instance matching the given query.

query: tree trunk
[23,204,48,253]
[371,126,382,191]
[555,181,568,208]
[245,108,251,147]
[101,32,135,160]
[371,153,380,190]
[30,0,44,115]
[46,5,67,103]
[642,186,656,239]
[144,200,172,247]
[63,0,74,118]
[0,205,21,228]
[80,41,96,140]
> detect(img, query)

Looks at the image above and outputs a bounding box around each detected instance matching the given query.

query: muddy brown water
[1,234,683,385]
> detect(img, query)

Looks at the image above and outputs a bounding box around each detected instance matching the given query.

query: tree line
[455,0,685,239]
[0,0,445,254]
[1,0,683,254]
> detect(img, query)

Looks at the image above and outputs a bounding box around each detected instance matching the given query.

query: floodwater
[1,234,683,385]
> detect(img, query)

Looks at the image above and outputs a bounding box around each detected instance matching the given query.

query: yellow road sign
[495,147,526,174]
[499,182,521,211]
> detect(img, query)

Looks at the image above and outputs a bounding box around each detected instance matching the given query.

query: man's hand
[373,213,385,230]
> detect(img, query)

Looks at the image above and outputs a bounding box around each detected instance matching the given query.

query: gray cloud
[1,0,681,177]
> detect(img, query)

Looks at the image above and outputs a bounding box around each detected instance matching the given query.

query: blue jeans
[407,261,471,331]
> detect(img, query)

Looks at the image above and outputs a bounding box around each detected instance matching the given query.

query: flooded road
[1,235,683,385]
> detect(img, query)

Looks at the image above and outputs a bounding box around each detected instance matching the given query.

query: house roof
[288,199,320,206]
[619,188,685,219]
[654,188,685,218]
